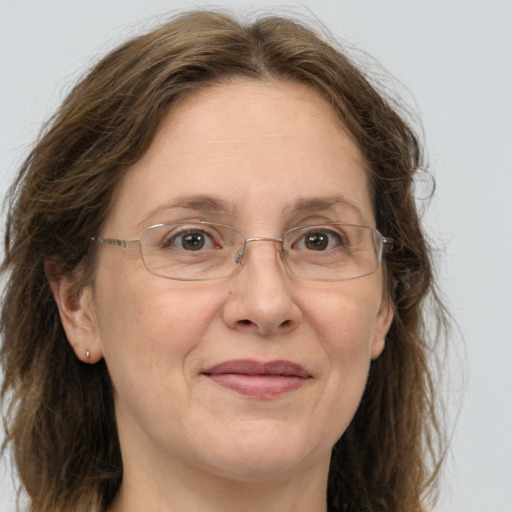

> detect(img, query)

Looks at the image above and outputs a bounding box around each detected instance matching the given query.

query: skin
[51,79,393,512]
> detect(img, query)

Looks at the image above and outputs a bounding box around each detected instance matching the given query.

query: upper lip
[202,359,311,378]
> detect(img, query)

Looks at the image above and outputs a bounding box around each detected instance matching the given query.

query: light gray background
[1,1,511,511]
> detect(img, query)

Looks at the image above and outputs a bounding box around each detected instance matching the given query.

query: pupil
[182,233,205,250]
[305,233,328,250]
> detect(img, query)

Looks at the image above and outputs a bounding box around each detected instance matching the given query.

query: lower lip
[207,374,308,398]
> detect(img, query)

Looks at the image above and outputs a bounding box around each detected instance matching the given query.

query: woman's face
[65,80,392,483]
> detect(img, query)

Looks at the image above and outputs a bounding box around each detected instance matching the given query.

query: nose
[222,239,302,336]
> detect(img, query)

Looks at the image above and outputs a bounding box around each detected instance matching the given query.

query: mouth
[201,359,312,398]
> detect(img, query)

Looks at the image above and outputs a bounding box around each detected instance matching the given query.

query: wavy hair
[1,10,447,512]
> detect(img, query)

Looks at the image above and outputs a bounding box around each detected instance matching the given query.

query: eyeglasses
[91,221,392,282]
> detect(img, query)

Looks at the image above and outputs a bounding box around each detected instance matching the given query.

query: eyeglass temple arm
[91,237,141,249]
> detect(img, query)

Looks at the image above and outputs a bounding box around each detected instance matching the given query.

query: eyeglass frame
[91,221,393,282]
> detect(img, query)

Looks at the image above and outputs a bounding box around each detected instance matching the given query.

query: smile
[202,359,312,398]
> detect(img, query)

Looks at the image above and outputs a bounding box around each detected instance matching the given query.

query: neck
[108,458,330,512]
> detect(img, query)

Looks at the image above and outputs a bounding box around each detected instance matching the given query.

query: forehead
[105,79,373,233]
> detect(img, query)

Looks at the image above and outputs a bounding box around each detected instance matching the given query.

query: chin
[194,423,332,482]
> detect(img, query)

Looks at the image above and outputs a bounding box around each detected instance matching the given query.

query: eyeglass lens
[139,222,384,282]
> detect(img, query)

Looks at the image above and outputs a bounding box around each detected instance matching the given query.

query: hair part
[1,9,447,512]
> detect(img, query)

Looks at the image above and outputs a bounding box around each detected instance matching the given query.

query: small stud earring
[85,349,90,359]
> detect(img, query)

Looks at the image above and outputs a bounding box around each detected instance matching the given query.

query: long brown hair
[1,10,447,512]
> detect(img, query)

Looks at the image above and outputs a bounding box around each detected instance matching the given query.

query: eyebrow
[138,193,364,228]
[137,194,233,228]
[286,195,364,222]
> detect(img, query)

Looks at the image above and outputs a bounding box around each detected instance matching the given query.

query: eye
[294,229,345,251]
[164,228,220,251]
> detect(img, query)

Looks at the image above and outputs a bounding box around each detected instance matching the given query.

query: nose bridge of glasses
[234,237,284,265]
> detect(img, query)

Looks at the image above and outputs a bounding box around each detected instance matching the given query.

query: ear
[45,260,103,363]
[371,299,394,360]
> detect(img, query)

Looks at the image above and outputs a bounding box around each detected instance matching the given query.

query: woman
[1,9,446,512]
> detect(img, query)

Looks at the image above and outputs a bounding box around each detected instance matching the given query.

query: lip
[201,359,312,398]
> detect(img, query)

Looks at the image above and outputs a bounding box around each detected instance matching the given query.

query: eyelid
[161,223,218,238]
[147,218,209,230]
[285,215,346,230]
[148,220,361,242]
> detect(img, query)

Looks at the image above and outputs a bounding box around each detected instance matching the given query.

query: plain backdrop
[1,1,511,511]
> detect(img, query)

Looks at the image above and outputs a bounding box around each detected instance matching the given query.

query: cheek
[292,284,382,449]
[93,267,225,389]
[308,283,381,353]
[305,282,382,401]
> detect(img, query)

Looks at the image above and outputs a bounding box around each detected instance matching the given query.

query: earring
[85,349,90,359]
